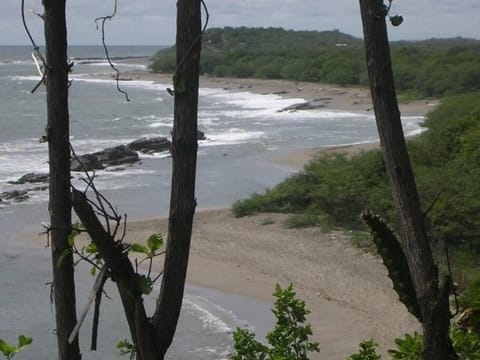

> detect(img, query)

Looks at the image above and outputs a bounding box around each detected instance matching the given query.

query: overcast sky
[2,1,479,45]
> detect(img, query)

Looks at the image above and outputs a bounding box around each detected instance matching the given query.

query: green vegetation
[233,92,480,272]
[348,340,381,360]
[283,214,321,229]
[0,336,32,360]
[349,329,480,360]
[230,284,480,360]
[231,284,319,360]
[151,27,480,98]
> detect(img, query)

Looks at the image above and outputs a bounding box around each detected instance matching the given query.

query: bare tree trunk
[43,0,81,359]
[153,0,202,357]
[72,1,201,358]
[358,1,456,359]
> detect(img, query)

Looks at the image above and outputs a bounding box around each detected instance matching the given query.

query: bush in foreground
[231,284,319,360]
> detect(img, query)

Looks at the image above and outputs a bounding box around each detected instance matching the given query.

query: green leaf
[68,222,84,247]
[85,243,99,254]
[56,248,72,269]
[147,233,163,253]
[90,266,96,276]
[0,339,16,357]
[17,335,32,348]
[136,275,153,295]
[130,243,149,254]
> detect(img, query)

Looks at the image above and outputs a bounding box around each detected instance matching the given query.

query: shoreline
[118,68,438,117]
[115,67,437,168]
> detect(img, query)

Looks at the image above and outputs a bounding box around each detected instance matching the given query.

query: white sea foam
[78,61,147,70]
[202,129,264,146]
[9,75,42,82]
[0,60,31,66]
[183,295,233,334]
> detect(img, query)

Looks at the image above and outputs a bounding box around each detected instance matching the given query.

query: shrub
[231,284,319,360]
[348,339,381,360]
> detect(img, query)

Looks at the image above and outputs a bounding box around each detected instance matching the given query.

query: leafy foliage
[348,339,381,360]
[0,336,32,360]
[351,328,480,360]
[231,284,319,360]
[151,27,480,98]
[387,328,480,360]
[388,332,422,359]
[116,339,136,360]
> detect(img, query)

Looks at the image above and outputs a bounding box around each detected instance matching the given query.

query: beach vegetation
[283,214,321,229]
[0,335,32,360]
[232,92,480,273]
[151,27,480,99]
[348,339,381,360]
[350,328,480,359]
[231,284,319,360]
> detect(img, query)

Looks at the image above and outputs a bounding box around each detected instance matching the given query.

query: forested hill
[150,27,480,98]
[200,27,362,52]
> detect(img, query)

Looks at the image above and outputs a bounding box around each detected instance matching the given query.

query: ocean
[0,45,424,359]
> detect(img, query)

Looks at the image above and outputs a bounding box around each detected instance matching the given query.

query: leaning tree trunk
[152,0,202,357]
[43,1,81,359]
[358,1,456,359]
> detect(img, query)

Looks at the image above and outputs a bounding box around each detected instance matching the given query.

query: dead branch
[94,0,130,102]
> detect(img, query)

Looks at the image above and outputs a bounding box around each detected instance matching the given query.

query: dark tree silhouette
[42,0,81,359]
[358,1,457,359]
[72,0,203,359]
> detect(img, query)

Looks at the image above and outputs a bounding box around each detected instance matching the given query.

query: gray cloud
[2,0,479,45]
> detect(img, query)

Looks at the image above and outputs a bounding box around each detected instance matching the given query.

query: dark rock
[127,137,171,154]
[71,154,104,172]
[278,99,328,112]
[71,145,139,172]
[30,185,49,192]
[8,172,49,185]
[0,190,29,203]
[197,130,206,141]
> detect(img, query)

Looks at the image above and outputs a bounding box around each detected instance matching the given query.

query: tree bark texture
[358,1,456,359]
[153,0,201,357]
[43,0,81,359]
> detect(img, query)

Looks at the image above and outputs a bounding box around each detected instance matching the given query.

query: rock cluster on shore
[278,98,332,112]
[2,132,207,206]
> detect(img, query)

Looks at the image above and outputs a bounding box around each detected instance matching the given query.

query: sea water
[0,45,424,359]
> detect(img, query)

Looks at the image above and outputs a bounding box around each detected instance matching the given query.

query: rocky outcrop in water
[8,173,49,185]
[0,190,29,204]
[127,137,171,154]
[278,98,332,112]
[197,130,206,141]
[71,145,139,172]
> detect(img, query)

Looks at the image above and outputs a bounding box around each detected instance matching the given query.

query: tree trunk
[358,1,456,359]
[43,0,81,359]
[153,0,202,357]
